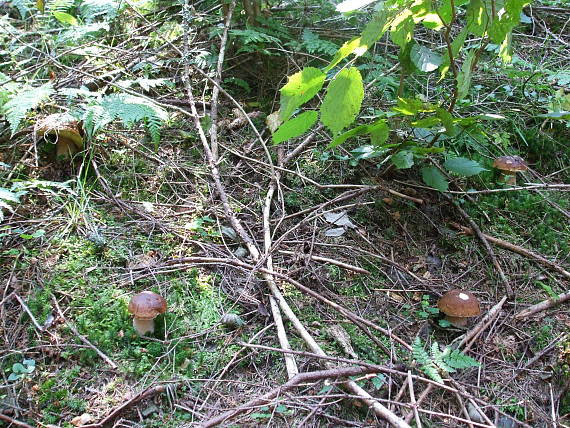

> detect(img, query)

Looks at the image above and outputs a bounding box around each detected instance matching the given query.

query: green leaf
[370,120,389,146]
[360,9,392,48]
[421,166,449,191]
[272,111,318,144]
[0,188,21,203]
[325,38,366,72]
[465,0,488,36]
[411,44,442,72]
[279,67,326,121]
[320,67,364,134]
[390,15,414,49]
[52,11,78,25]
[411,117,441,128]
[437,108,457,136]
[328,120,388,149]
[391,150,414,169]
[5,84,54,135]
[444,157,487,176]
[457,50,475,101]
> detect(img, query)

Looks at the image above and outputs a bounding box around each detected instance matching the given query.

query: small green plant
[7,358,36,381]
[417,294,439,319]
[412,337,479,383]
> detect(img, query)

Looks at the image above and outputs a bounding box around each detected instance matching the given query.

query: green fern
[10,0,32,18]
[81,94,168,144]
[79,0,123,22]
[301,30,339,56]
[230,28,281,54]
[412,338,479,383]
[4,84,54,135]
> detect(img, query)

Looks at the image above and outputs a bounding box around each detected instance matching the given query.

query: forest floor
[1,1,570,427]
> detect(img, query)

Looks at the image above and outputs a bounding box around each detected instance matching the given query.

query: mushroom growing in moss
[34,113,84,159]
[493,156,527,185]
[128,291,167,336]
[437,289,481,328]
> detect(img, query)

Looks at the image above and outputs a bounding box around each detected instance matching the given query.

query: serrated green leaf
[391,150,414,169]
[437,108,457,136]
[320,67,364,134]
[422,363,444,383]
[457,50,475,100]
[272,111,318,144]
[421,166,449,191]
[444,157,487,177]
[411,117,441,128]
[411,44,442,72]
[370,120,389,146]
[279,67,326,121]
[328,120,388,149]
[325,38,366,72]
[53,11,78,25]
[390,15,414,49]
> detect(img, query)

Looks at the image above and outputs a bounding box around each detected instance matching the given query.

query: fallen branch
[81,384,168,428]
[278,250,371,275]
[514,290,570,319]
[450,222,570,280]
[199,366,408,428]
[0,414,35,428]
[445,198,513,297]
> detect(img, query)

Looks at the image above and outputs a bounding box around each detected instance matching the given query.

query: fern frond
[4,84,54,135]
[48,0,74,13]
[441,348,480,370]
[80,0,123,22]
[412,337,431,365]
[81,94,167,144]
[230,29,281,45]
[10,0,32,18]
[301,30,339,55]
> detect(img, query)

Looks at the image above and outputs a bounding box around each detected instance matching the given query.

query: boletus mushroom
[437,289,480,328]
[128,291,167,335]
[34,113,84,159]
[493,155,527,185]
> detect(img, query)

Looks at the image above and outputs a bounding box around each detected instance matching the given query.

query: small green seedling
[418,295,439,319]
[8,359,35,381]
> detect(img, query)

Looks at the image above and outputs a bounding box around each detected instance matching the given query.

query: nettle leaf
[272,111,318,144]
[411,44,442,72]
[279,67,326,121]
[325,38,367,72]
[328,119,388,149]
[52,11,78,25]
[421,166,449,191]
[320,67,364,134]
[361,8,393,48]
[444,157,487,176]
[391,150,414,169]
[457,50,475,100]
[390,15,414,49]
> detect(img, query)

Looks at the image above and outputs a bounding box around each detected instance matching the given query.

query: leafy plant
[7,358,36,381]
[270,0,533,190]
[412,337,479,383]
[3,83,54,134]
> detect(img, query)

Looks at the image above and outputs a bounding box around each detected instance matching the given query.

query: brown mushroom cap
[128,291,167,320]
[492,156,527,173]
[34,113,84,148]
[437,289,481,318]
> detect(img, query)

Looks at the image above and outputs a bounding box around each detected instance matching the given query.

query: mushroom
[437,289,481,327]
[34,113,84,159]
[128,291,167,335]
[493,155,527,185]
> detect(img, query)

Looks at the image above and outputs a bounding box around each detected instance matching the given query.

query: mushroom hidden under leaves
[493,155,527,185]
[128,291,167,335]
[437,289,481,327]
[34,113,84,159]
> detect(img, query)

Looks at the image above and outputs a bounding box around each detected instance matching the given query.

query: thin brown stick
[444,197,513,297]
[0,414,35,428]
[199,366,409,428]
[450,223,570,280]
[51,295,118,369]
[514,290,570,319]
[278,250,371,275]
[81,384,168,427]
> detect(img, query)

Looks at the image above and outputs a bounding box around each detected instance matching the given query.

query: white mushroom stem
[133,317,155,335]
[445,315,469,327]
